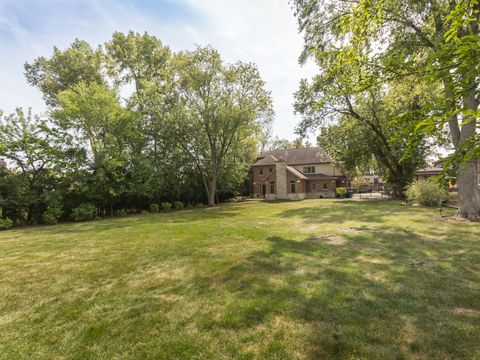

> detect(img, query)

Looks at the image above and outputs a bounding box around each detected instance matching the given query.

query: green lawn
[1,199,479,359]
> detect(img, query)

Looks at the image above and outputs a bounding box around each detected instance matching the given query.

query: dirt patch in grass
[307,235,344,245]
[453,307,480,317]
[411,259,435,266]
[441,215,472,222]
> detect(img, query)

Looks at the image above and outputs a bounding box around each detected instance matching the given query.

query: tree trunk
[457,160,480,220]
[207,176,217,206]
[455,89,480,220]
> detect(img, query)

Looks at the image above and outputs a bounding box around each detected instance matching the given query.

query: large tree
[0,109,74,224]
[296,77,434,196]
[169,46,273,206]
[293,0,480,219]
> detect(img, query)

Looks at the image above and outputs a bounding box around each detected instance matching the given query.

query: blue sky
[0,0,317,140]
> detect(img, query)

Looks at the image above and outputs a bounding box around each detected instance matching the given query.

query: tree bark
[455,89,480,220]
[457,160,480,220]
[207,176,217,206]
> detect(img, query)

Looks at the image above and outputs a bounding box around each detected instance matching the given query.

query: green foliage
[0,209,13,229]
[149,203,159,213]
[116,209,128,217]
[336,187,347,198]
[24,39,105,107]
[71,203,96,222]
[3,32,272,227]
[160,202,172,212]
[168,46,273,205]
[405,179,449,207]
[292,0,480,217]
[173,201,184,210]
[42,205,63,225]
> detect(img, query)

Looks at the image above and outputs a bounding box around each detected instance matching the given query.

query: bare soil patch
[307,235,344,245]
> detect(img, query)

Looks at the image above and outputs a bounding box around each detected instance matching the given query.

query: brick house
[249,147,350,200]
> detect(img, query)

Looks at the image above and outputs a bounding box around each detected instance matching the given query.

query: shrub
[71,203,96,221]
[336,187,347,198]
[173,201,184,210]
[195,203,205,208]
[116,209,128,217]
[0,209,13,229]
[42,205,63,225]
[149,203,159,213]
[160,202,172,212]
[405,179,448,206]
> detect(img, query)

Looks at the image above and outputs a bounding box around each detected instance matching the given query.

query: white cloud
[0,0,318,141]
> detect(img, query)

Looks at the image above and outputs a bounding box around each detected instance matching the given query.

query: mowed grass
[1,199,479,360]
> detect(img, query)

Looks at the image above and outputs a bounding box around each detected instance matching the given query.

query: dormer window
[303,166,315,174]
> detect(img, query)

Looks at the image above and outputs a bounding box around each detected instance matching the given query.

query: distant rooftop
[253,147,331,166]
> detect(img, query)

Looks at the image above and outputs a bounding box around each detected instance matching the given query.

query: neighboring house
[415,159,480,188]
[415,159,444,180]
[249,147,350,200]
[414,167,443,180]
[354,175,384,191]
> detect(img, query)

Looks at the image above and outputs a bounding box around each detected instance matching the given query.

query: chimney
[275,157,287,199]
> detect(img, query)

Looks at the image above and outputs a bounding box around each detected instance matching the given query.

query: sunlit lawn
[1,199,479,359]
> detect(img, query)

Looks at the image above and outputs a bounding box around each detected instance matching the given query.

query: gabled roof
[253,154,279,167]
[286,165,308,180]
[252,147,331,166]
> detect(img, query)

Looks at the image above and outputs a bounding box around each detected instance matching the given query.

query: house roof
[252,147,331,166]
[253,154,279,167]
[416,167,443,175]
[304,173,337,180]
[286,165,308,180]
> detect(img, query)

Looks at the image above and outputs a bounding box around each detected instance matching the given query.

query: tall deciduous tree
[169,47,273,206]
[24,39,105,107]
[296,77,434,196]
[0,109,74,224]
[293,0,479,219]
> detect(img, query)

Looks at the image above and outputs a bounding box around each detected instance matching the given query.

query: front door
[262,184,266,198]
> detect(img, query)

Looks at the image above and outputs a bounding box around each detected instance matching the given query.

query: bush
[336,187,347,198]
[0,209,13,229]
[173,201,184,210]
[160,202,172,212]
[195,203,205,208]
[71,203,96,221]
[42,205,63,225]
[405,179,448,206]
[149,203,159,213]
[116,209,128,217]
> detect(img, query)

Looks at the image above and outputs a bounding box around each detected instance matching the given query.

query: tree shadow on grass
[190,230,480,359]
[30,206,242,235]
[277,199,405,225]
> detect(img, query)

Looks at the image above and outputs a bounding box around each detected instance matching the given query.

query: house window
[270,181,275,193]
[290,181,296,193]
[259,168,263,175]
[303,166,315,174]
[269,167,273,173]
[323,182,328,190]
